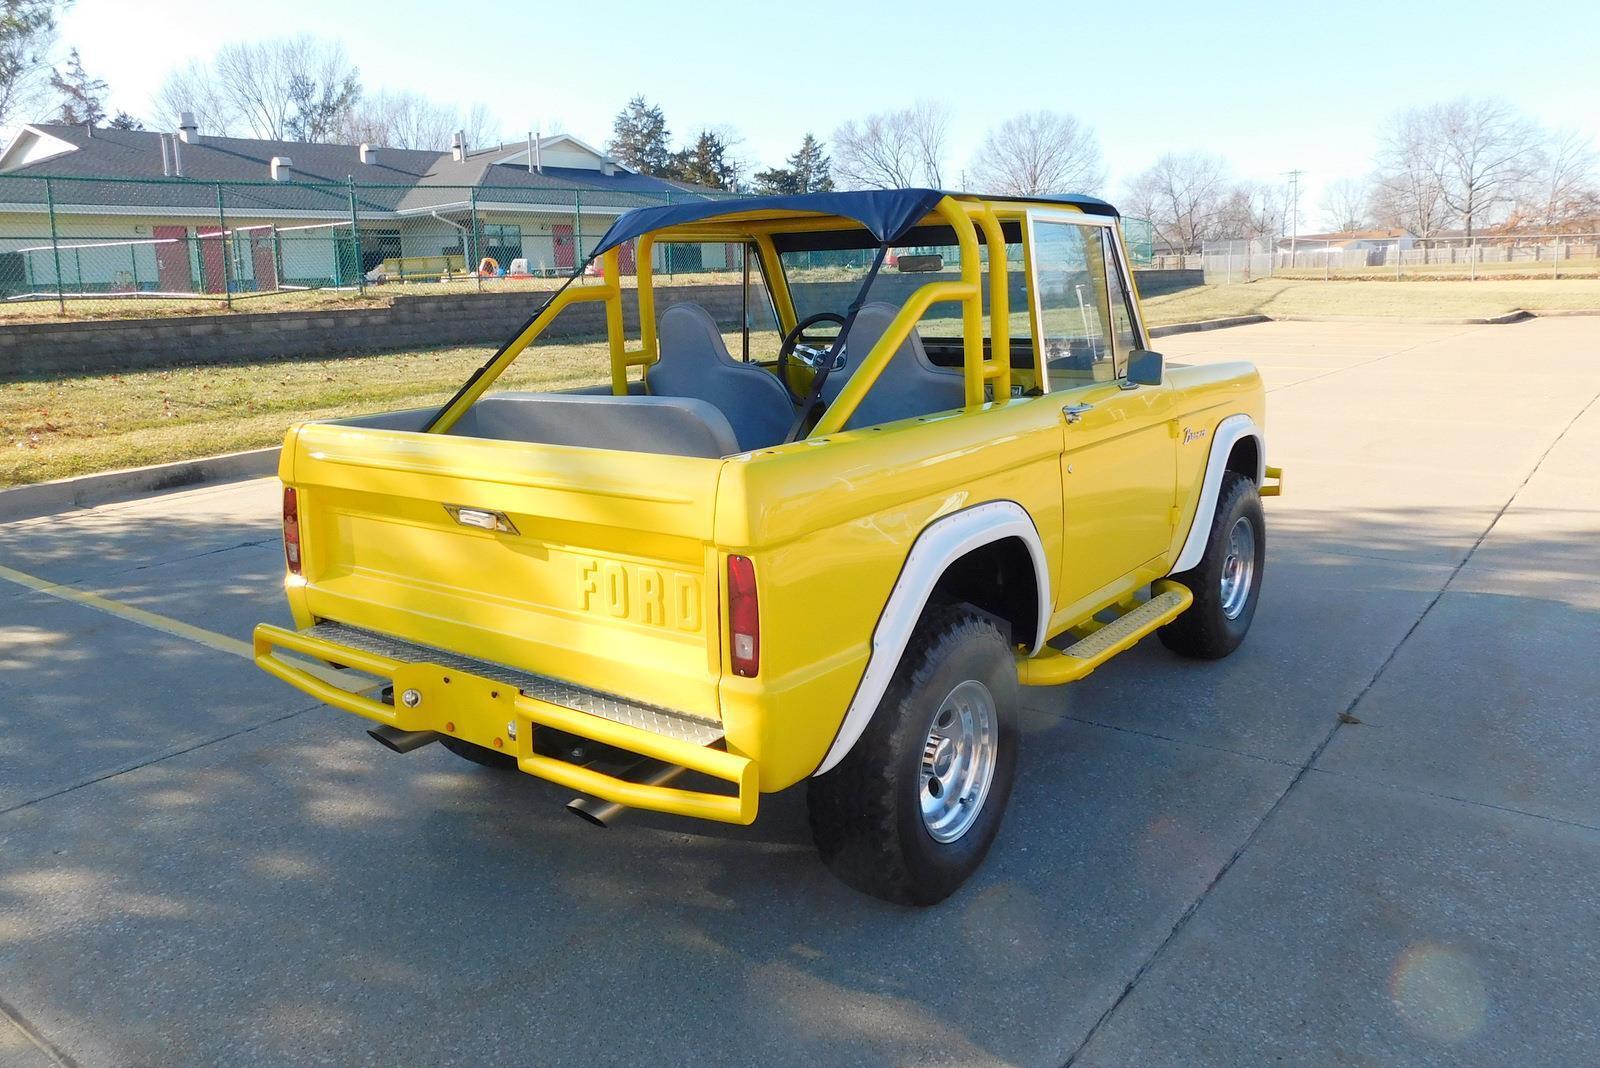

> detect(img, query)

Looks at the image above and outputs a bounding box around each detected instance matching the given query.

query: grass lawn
[5,277,1599,487]
[2,341,612,486]
[1140,276,1600,325]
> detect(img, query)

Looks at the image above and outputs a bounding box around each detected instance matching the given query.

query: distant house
[1275,228,1415,254]
[0,118,723,294]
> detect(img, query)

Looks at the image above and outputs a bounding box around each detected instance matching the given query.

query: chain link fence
[0,174,751,317]
[0,174,1161,318]
[1198,234,1600,284]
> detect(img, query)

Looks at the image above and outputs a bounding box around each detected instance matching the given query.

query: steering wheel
[776,311,848,404]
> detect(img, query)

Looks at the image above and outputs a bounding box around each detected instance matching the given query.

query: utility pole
[1284,169,1303,270]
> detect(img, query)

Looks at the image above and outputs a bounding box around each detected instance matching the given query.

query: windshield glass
[776,226,1027,354]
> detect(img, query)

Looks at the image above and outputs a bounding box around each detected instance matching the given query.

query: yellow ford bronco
[254,189,1279,904]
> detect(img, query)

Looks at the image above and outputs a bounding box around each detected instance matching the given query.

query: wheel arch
[1170,413,1264,575]
[813,500,1049,776]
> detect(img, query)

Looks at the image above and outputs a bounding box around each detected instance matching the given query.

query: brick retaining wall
[1,270,1202,378]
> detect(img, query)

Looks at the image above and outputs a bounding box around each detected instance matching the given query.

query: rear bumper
[252,623,757,825]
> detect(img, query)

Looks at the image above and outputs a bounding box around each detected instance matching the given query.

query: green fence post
[44,177,65,314]
[349,176,365,297]
[215,183,233,308]
[471,187,482,293]
[573,190,582,275]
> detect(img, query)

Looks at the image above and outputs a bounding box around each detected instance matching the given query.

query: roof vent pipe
[359,142,377,164]
[159,134,172,177]
[178,111,199,143]
[271,156,293,181]
[171,133,183,177]
[451,130,465,162]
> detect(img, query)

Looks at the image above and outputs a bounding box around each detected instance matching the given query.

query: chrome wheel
[920,679,998,843]
[1219,516,1257,620]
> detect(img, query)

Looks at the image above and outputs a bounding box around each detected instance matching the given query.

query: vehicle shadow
[0,501,1594,1065]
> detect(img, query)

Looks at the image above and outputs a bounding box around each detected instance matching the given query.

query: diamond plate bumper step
[302,621,723,747]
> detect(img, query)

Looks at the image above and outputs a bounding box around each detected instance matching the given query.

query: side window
[1031,220,1114,386]
[1101,229,1141,377]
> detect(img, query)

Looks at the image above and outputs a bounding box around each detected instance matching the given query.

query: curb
[0,447,279,524]
[1268,310,1533,325]
[1148,314,1271,338]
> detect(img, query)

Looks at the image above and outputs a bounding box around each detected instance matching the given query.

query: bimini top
[591,188,1117,256]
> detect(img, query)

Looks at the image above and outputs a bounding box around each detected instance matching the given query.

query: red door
[197,227,226,294]
[551,224,574,270]
[617,239,636,275]
[251,232,277,292]
[153,225,192,292]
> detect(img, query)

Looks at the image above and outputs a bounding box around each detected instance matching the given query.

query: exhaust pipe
[368,724,440,754]
[567,761,687,827]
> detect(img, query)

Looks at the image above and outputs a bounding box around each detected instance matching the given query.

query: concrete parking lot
[2,317,1598,1066]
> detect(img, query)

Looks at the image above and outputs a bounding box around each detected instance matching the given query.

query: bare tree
[906,99,948,188]
[341,90,453,149]
[153,60,235,135]
[969,110,1103,196]
[1121,152,1231,253]
[1218,181,1288,243]
[1406,97,1540,243]
[339,92,502,151]
[1521,129,1598,230]
[1369,108,1452,242]
[832,101,948,189]
[459,103,502,151]
[1320,177,1370,232]
[210,36,360,141]
[0,0,58,128]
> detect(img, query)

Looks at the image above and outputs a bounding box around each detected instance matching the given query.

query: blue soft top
[591,188,1117,256]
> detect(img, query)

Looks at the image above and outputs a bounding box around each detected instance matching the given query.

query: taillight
[727,554,759,677]
[282,486,302,575]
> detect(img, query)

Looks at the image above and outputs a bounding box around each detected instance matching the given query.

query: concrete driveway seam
[0,700,326,821]
[0,991,77,1068]
[1061,381,1600,1067]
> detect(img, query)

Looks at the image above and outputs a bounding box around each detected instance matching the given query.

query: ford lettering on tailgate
[576,555,703,632]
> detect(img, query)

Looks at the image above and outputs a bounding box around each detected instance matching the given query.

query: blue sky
[57,0,1600,219]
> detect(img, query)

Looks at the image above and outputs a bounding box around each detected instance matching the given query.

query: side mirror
[1127,349,1164,386]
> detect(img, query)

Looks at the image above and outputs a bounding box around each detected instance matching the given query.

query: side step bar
[1017,581,1194,686]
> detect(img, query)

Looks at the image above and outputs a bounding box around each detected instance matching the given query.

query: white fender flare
[813,501,1049,776]
[1169,413,1264,575]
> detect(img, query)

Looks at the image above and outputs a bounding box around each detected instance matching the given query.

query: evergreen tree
[50,48,106,126]
[608,94,671,175]
[668,129,737,190]
[790,133,833,192]
[752,134,833,195]
[107,110,143,131]
[285,68,361,142]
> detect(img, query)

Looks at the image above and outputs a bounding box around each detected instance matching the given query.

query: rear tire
[1159,471,1265,659]
[439,735,517,770]
[807,605,1019,906]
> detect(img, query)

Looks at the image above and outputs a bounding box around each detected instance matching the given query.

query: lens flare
[1390,943,1488,1043]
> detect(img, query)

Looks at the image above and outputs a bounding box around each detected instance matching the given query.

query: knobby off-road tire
[1159,471,1265,659]
[439,735,518,770]
[807,604,1019,906]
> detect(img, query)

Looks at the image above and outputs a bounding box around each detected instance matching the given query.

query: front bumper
[253,622,757,825]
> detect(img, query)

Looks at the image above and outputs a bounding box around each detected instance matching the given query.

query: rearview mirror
[1127,349,1164,386]
[895,254,944,273]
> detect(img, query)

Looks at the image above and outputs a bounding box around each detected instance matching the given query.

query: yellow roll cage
[427,194,1112,441]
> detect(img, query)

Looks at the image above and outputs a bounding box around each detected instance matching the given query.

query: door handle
[1061,402,1095,424]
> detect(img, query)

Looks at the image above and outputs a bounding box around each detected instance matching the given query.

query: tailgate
[286,423,725,719]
